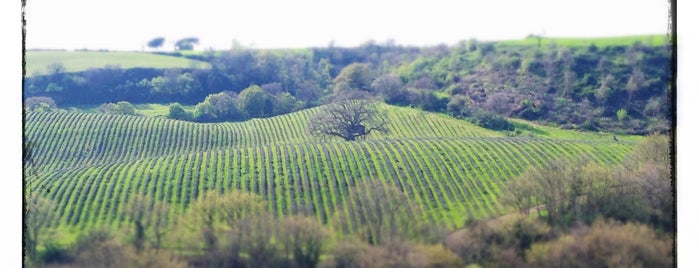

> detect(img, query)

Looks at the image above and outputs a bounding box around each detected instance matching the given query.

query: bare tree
[124,194,171,250]
[281,215,328,267]
[336,180,422,245]
[308,90,389,141]
[25,194,56,261]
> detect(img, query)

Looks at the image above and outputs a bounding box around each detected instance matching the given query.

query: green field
[25,50,211,76]
[496,34,670,48]
[25,104,641,237]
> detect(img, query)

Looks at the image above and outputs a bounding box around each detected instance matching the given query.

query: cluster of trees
[24,38,671,134]
[444,214,673,267]
[146,37,200,51]
[501,134,673,231]
[23,96,57,112]
[25,182,462,267]
[168,84,304,122]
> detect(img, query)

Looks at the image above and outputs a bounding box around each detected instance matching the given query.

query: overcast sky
[24,0,671,51]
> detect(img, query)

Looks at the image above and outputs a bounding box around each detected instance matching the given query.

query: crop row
[24,106,502,172]
[29,137,636,232]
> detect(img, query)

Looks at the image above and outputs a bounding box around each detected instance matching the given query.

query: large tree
[175,37,199,51]
[281,215,328,268]
[147,37,165,50]
[308,91,389,141]
[25,194,56,261]
[334,180,423,245]
[332,63,374,93]
[124,194,171,250]
[237,85,274,118]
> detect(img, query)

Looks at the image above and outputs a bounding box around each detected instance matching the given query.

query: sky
[23,0,671,51]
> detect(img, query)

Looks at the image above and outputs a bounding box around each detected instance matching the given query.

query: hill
[496,34,669,47]
[25,105,641,235]
[24,50,211,76]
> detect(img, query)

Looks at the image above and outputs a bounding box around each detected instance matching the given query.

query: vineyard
[24,104,640,235]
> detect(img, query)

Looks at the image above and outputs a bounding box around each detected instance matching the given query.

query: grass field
[496,34,670,48]
[25,104,642,240]
[25,50,211,76]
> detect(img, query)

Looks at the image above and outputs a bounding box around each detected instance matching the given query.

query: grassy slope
[25,50,211,76]
[496,34,669,47]
[25,105,641,235]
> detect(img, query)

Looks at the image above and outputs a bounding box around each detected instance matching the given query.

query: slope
[24,104,640,232]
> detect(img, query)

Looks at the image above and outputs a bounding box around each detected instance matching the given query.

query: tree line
[24,38,672,134]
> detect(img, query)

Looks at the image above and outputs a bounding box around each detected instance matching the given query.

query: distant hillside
[23,34,672,135]
[25,105,640,232]
[496,34,669,47]
[24,50,211,76]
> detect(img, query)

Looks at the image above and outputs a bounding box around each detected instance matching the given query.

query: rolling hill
[24,104,640,234]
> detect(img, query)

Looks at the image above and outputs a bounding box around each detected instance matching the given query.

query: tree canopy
[308,90,389,141]
[147,37,165,49]
[175,37,199,51]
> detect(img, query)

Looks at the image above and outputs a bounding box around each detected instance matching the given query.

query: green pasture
[25,50,211,76]
[496,34,670,48]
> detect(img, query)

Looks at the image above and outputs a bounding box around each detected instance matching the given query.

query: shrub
[99,101,136,115]
[167,102,193,121]
[526,220,673,268]
[470,110,514,131]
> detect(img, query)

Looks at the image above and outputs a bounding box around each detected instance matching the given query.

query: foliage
[124,194,171,250]
[413,244,464,268]
[526,220,673,268]
[24,194,57,261]
[334,179,424,245]
[501,134,673,230]
[616,108,628,121]
[281,215,329,268]
[470,110,514,131]
[192,91,244,122]
[444,214,551,266]
[175,37,199,51]
[176,190,266,252]
[237,85,275,118]
[148,69,203,101]
[333,63,375,93]
[66,228,190,268]
[167,102,193,121]
[147,37,166,49]
[99,101,136,115]
[24,96,57,112]
[25,35,670,135]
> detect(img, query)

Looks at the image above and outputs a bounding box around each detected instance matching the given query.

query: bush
[446,95,475,118]
[99,101,136,115]
[413,244,464,268]
[470,110,514,131]
[526,220,673,268]
[167,103,193,121]
[37,242,73,265]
